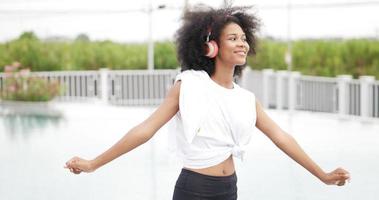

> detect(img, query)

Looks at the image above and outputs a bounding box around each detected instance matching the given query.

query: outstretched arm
[255,99,350,186]
[65,81,181,174]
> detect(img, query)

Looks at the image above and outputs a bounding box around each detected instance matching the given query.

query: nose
[237,39,248,51]
[237,39,245,46]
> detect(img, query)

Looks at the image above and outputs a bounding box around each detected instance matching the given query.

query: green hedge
[1,32,378,79]
[0,32,178,72]
[249,38,379,78]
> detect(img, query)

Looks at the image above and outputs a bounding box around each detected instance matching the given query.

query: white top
[168,69,257,169]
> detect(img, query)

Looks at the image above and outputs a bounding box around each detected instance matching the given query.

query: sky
[1,0,379,42]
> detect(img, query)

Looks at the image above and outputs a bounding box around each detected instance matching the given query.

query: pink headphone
[204,29,218,58]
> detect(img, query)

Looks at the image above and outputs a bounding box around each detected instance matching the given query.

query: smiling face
[216,22,250,67]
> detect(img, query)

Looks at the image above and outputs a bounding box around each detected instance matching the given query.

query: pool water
[1,101,379,200]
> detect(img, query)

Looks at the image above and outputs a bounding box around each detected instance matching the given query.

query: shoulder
[175,69,208,83]
[165,80,181,101]
[236,85,256,100]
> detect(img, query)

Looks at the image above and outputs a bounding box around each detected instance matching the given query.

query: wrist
[89,159,100,172]
[318,171,328,183]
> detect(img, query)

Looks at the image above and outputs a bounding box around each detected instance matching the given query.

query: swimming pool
[1,101,378,200]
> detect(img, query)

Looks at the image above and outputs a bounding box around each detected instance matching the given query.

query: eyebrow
[226,33,246,36]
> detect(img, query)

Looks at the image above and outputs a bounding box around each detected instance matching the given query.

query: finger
[64,163,74,168]
[66,159,76,168]
[337,180,345,186]
[66,163,73,169]
[66,157,77,165]
[70,157,81,163]
[336,168,350,177]
[64,165,73,171]
[334,168,344,174]
[73,168,82,174]
[73,167,81,172]
[334,180,342,185]
[330,172,342,181]
[343,173,351,180]
[339,168,349,174]
[68,160,79,169]
[337,172,350,181]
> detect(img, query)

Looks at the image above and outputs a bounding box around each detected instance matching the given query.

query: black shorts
[172,168,238,200]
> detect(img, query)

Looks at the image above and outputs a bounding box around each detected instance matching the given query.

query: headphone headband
[204,26,218,58]
[206,31,211,42]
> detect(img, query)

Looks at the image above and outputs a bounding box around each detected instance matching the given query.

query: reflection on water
[0,101,65,139]
[0,114,64,139]
[1,103,379,200]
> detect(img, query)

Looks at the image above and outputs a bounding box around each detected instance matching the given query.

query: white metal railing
[268,72,277,109]
[297,75,337,113]
[33,71,101,100]
[0,70,101,101]
[240,68,378,119]
[107,69,178,106]
[373,81,379,118]
[0,69,178,105]
[0,68,378,119]
[348,79,361,116]
[0,76,3,93]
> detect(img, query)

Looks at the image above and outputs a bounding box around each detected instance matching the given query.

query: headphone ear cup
[205,40,219,58]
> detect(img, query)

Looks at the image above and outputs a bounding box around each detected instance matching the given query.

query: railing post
[337,75,352,117]
[289,71,301,112]
[359,75,375,118]
[276,70,288,110]
[240,67,252,90]
[262,69,274,109]
[100,68,109,104]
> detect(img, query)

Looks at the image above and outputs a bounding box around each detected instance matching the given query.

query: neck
[211,59,235,89]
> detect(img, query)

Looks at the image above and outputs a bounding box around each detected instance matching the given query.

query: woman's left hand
[321,167,351,186]
[64,156,95,174]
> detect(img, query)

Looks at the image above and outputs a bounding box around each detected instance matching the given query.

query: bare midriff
[184,155,235,177]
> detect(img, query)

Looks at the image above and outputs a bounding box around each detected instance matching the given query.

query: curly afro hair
[175,5,260,78]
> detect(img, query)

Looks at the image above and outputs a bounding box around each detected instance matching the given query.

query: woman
[65,6,350,200]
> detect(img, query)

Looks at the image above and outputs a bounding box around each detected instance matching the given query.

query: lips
[234,50,246,56]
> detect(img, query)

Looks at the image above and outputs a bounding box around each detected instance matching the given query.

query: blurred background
[1,0,379,200]
[0,0,379,77]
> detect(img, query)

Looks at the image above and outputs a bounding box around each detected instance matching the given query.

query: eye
[229,37,236,41]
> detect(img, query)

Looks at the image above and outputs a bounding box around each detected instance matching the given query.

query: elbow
[272,131,293,147]
[137,132,151,145]
[133,123,155,143]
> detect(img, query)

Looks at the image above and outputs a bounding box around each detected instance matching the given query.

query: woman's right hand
[321,167,351,186]
[64,156,96,174]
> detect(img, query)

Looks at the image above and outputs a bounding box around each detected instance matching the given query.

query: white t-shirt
[168,69,257,169]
